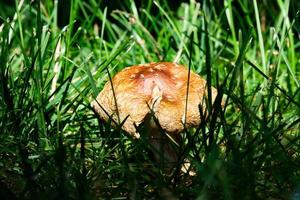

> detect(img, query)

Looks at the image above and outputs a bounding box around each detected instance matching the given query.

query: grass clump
[0,0,299,199]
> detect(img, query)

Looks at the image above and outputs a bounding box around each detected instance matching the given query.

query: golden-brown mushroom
[91,62,218,169]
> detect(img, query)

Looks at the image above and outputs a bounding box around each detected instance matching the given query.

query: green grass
[0,0,299,199]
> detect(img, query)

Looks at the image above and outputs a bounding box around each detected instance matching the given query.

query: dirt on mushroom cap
[91,62,218,138]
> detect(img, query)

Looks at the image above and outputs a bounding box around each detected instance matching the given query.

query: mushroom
[91,62,218,171]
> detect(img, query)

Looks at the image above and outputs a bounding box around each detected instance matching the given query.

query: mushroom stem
[149,129,179,166]
[144,115,181,171]
[144,114,196,176]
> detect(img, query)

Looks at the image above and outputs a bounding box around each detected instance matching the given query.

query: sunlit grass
[0,0,299,199]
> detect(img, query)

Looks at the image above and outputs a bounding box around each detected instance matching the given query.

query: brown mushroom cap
[91,62,218,138]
